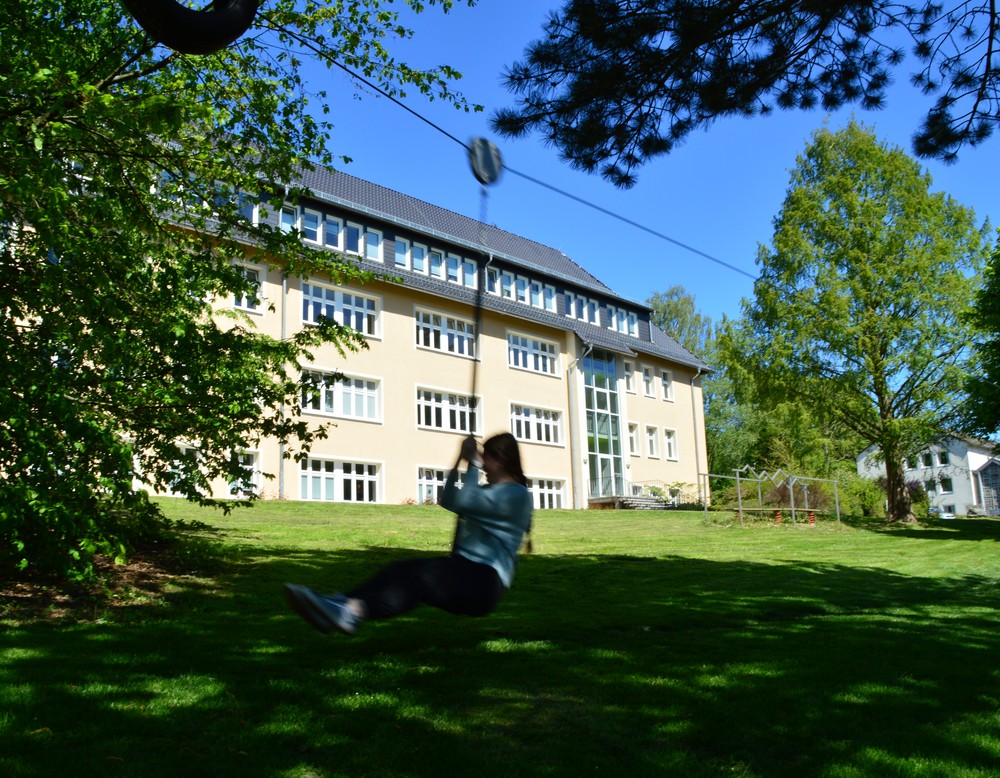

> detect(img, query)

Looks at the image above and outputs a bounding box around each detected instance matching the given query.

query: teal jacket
[441,465,533,588]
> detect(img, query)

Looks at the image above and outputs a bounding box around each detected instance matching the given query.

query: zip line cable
[325,58,758,282]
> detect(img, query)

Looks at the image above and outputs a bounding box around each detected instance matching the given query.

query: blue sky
[304,0,1000,325]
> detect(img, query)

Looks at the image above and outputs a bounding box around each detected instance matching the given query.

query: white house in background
[856,434,999,516]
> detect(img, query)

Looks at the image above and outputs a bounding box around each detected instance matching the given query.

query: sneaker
[283,583,359,635]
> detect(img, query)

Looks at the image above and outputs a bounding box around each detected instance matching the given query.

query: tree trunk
[884,452,916,523]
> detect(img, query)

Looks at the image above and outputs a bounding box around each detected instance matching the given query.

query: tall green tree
[962,248,1000,435]
[647,285,713,357]
[494,0,1000,187]
[0,0,474,578]
[718,122,990,522]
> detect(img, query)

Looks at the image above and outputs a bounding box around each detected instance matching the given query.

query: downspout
[691,367,703,508]
[567,340,594,509]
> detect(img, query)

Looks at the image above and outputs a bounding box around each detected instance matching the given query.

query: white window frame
[642,366,655,398]
[415,308,476,358]
[940,476,954,494]
[501,271,516,300]
[529,478,564,509]
[646,425,659,459]
[279,205,297,234]
[411,242,427,274]
[324,215,342,249]
[507,331,559,376]
[664,428,678,460]
[302,282,380,337]
[229,450,262,498]
[234,261,264,314]
[463,258,478,288]
[544,284,557,312]
[623,361,636,394]
[416,387,480,434]
[364,228,383,262]
[342,461,380,503]
[301,370,382,423]
[394,237,410,270]
[515,275,530,304]
[417,467,448,505]
[300,457,380,503]
[628,423,640,456]
[660,369,675,402]
[486,267,501,295]
[344,221,363,255]
[510,403,563,446]
[430,250,445,279]
[301,208,322,244]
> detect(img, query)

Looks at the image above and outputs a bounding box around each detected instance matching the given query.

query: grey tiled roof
[295,166,710,372]
[298,166,614,295]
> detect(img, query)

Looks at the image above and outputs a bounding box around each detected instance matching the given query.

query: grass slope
[2,502,999,777]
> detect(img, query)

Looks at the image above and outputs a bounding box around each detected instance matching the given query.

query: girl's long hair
[484,432,528,487]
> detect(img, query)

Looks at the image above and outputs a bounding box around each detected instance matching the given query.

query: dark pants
[348,555,504,620]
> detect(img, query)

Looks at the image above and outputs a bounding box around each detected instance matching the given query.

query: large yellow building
[203,167,709,510]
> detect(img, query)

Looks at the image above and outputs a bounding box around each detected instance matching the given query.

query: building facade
[183,167,710,510]
[856,434,999,516]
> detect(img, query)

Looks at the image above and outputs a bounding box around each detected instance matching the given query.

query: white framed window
[660,369,674,402]
[344,221,362,255]
[544,284,557,312]
[430,250,445,279]
[302,283,379,337]
[300,458,379,503]
[416,388,479,434]
[417,467,448,505]
[415,309,476,358]
[940,476,954,494]
[938,451,950,465]
[301,458,337,501]
[394,237,410,270]
[642,366,655,397]
[446,254,461,283]
[324,215,342,249]
[501,271,515,300]
[628,423,639,456]
[234,262,263,313]
[237,192,256,222]
[486,267,500,294]
[343,461,379,502]
[515,276,529,303]
[302,371,381,422]
[301,209,322,243]
[229,451,261,497]
[565,292,599,324]
[623,361,636,394]
[412,242,427,274]
[529,478,564,509]
[529,279,542,306]
[279,205,297,234]
[607,305,639,336]
[510,404,562,445]
[921,452,933,467]
[463,258,478,288]
[664,428,678,460]
[646,426,659,458]
[365,228,383,262]
[507,332,558,376]
[166,444,201,497]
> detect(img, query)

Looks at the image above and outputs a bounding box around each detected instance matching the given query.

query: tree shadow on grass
[864,516,1000,542]
[3,546,1000,777]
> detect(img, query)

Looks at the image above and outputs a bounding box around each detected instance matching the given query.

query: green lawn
[3,502,1000,777]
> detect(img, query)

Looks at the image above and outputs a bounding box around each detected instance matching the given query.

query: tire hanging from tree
[122,0,259,55]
